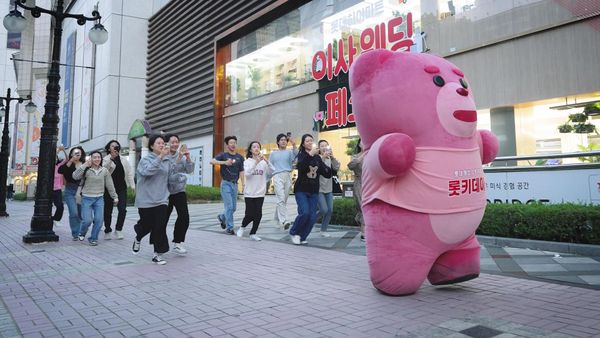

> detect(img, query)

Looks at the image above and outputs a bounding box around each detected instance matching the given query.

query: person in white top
[236,141,275,241]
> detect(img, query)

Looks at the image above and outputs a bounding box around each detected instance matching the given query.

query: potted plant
[247,66,262,98]
[568,113,587,123]
[574,123,596,134]
[583,103,600,116]
[558,123,573,133]
[557,109,598,135]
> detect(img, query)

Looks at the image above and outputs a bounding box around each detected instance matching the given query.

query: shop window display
[225,0,422,106]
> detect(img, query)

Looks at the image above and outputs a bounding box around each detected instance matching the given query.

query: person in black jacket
[57,146,86,240]
[289,134,332,245]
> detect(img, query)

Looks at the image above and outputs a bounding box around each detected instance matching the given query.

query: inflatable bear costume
[349,50,499,295]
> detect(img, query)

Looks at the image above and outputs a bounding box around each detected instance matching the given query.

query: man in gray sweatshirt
[166,134,195,255]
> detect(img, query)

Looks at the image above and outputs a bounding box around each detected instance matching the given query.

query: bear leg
[427,234,480,285]
[364,203,438,296]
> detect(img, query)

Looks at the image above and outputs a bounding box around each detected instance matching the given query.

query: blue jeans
[79,196,104,242]
[316,192,334,232]
[64,185,81,238]
[220,181,238,231]
[290,191,319,241]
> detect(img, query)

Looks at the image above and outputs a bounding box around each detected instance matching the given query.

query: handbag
[331,169,343,194]
[76,167,89,205]
[75,185,83,205]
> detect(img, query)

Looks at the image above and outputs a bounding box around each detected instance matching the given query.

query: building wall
[145,0,280,140]
[146,0,600,186]
[444,18,600,110]
[59,0,167,151]
[223,81,318,147]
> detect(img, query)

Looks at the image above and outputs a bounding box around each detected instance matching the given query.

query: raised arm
[103,155,116,173]
[364,133,416,180]
[137,156,164,177]
[72,164,87,180]
[316,155,332,179]
[478,130,499,165]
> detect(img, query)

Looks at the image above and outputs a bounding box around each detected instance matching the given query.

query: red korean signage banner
[315,83,354,131]
[312,10,417,131]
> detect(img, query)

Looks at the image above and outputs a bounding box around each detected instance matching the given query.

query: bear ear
[350,49,395,91]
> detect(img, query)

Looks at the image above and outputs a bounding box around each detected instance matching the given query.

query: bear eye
[433,75,445,87]
[460,78,468,89]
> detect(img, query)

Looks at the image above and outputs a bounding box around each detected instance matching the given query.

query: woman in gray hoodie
[131,134,172,265]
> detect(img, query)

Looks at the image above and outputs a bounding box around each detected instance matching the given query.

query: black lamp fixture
[3,0,108,243]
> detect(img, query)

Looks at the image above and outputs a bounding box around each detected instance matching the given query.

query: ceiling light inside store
[226,36,309,73]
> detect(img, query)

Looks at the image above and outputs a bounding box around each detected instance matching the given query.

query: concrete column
[128,139,137,170]
[490,106,517,165]
[141,136,149,159]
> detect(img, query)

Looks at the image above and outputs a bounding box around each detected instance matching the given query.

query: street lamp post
[0,89,28,217]
[0,90,38,217]
[3,0,108,243]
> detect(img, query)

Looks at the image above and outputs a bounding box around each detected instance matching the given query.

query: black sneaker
[226,229,235,235]
[217,215,226,229]
[152,255,167,265]
[132,240,141,254]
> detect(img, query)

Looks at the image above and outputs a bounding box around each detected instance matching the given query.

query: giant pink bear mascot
[349,50,499,296]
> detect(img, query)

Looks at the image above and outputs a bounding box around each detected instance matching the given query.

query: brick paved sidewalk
[169,198,600,289]
[1,201,600,337]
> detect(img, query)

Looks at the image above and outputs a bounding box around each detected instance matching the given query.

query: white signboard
[185,146,203,186]
[484,168,600,205]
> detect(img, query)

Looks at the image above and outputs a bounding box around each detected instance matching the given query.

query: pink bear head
[350,50,479,150]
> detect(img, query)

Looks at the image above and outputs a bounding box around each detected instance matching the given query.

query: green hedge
[330,199,600,244]
[185,185,222,202]
[127,185,222,205]
[331,198,360,226]
[479,203,600,244]
[13,192,27,201]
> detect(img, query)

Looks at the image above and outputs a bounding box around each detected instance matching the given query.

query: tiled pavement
[0,200,598,337]
[174,197,600,290]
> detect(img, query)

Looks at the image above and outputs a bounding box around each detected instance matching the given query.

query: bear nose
[456,88,469,96]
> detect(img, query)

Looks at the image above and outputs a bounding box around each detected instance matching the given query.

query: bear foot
[428,245,480,286]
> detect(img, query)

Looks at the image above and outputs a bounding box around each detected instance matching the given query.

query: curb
[477,235,600,257]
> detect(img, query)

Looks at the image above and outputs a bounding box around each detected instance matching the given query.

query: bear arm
[366,133,416,179]
[478,130,499,164]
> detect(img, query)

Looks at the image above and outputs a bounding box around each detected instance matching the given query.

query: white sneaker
[236,227,244,238]
[173,243,187,255]
[152,254,167,265]
[249,235,261,241]
[320,232,331,238]
[104,232,112,240]
[115,231,124,240]
[291,235,301,245]
[301,240,308,245]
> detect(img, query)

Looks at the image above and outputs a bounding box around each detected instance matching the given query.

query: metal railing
[486,151,600,172]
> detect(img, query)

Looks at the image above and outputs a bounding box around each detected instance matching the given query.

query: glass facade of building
[211,0,600,187]
[219,0,599,184]
[225,0,421,106]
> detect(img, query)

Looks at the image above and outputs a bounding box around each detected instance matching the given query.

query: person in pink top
[349,50,499,296]
[53,145,68,223]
